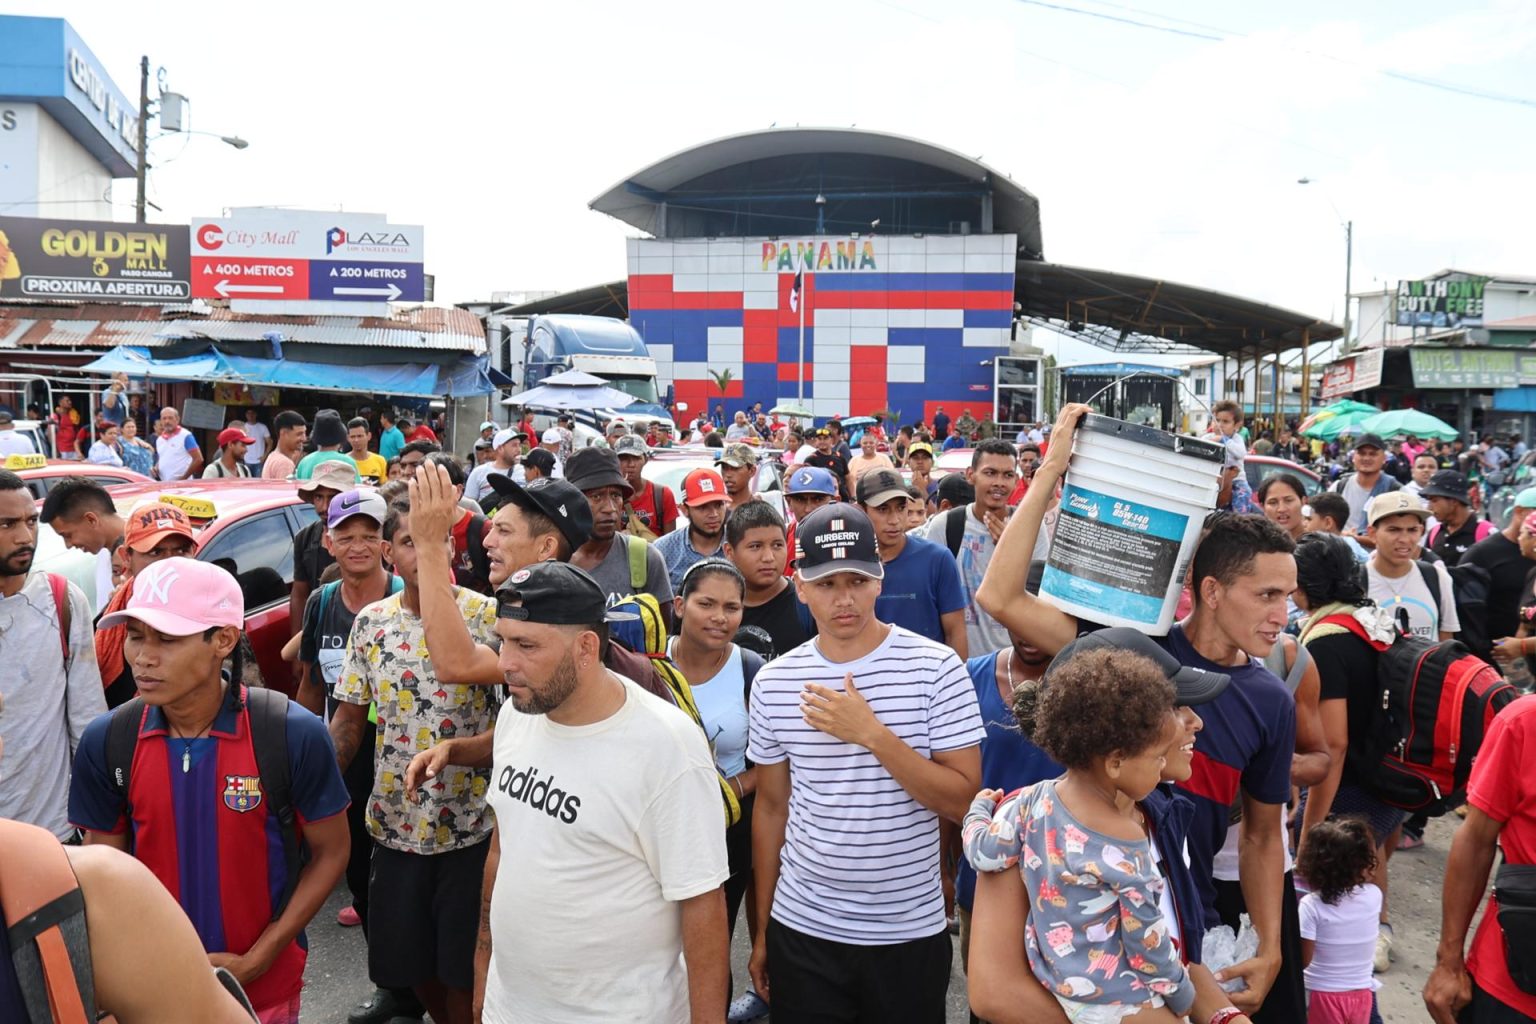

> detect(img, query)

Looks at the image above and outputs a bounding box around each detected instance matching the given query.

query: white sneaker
[1374,929,1393,973]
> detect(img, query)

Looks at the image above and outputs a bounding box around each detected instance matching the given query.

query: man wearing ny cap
[465,427,526,506]
[202,426,256,478]
[330,497,502,1024]
[473,561,730,1022]
[288,458,361,663]
[567,447,674,620]
[1366,490,1459,641]
[655,467,731,593]
[93,501,199,708]
[748,503,984,1022]
[69,557,349,1024]
[857,467,967,658]
[718,443,760,510]
[615,434,678,540]
[1331,432,1402,537]
[0,469,104,838]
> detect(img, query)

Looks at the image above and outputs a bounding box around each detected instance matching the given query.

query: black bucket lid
[1076,414,1225,464]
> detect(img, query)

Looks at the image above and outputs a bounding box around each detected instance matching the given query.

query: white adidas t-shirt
[481,674,728,1024]
[749,625,985,944]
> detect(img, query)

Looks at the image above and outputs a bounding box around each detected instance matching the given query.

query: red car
[5,453,150,501]
[89,479,317,695]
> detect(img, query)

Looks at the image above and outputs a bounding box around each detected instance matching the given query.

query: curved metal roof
[589,127,1042,256]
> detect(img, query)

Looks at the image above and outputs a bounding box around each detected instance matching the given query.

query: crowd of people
[0,393,1533,1024]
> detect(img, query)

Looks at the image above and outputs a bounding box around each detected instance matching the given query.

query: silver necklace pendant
[182,744,191,774]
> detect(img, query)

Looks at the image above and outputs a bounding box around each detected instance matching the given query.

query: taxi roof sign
[156,494,218,520]
[3,454,48,470]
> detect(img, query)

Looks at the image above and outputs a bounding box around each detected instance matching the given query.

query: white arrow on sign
[333,283,402,301]
[214,279,286,297]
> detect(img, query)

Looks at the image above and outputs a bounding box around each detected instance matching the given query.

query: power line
[1012,0,1536,110]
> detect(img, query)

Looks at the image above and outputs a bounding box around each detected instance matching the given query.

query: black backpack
[104,687,305,920]
[1314,614,1517,815]
[1360,559,1492,658]
[942,506,967,556]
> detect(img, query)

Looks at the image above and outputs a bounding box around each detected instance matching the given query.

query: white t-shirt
[482,675,728,1024]
[464,460,525,503]
[1367,559,1460,639]
[154,427,199,480]
[748,626,985,943]
[923,506,1011,656]
[1298,884,1383,993]
[242,421,271,465]
[0,431,34,456]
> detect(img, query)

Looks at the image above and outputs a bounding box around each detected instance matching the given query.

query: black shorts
[367,839,489,992]
[1214,871,1306,1024]
[765,917,951,1023]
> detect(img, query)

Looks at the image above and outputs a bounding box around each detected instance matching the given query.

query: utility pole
[1342,219,1353,353]
[134,56,149,224]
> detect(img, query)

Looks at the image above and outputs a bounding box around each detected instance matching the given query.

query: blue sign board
[0,17,139,176]
[308,260,425,302]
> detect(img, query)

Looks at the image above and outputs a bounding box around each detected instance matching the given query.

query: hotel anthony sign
[1410,348,1536,389]
[0,217,191,301]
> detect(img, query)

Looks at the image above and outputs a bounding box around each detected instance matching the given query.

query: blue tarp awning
[1493,387,1536,413]
[82,346,497,398]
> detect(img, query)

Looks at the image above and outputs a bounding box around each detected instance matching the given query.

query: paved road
[298,814,1463,1022]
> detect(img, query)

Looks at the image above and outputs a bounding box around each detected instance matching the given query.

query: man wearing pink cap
[203,426,257,479]
[68,557,350,1024]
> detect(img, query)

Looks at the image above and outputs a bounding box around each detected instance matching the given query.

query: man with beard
[567,448,673,623]
[471,561,729,1022]
[329,500,501,1024]
[655,468,731,593]
[0,469,104,837]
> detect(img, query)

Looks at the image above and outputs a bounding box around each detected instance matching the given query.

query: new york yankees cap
[98,557,243,635]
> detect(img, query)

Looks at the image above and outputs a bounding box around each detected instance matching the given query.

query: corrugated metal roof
[0,301,486,354]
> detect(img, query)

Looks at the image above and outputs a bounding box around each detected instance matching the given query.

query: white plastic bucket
[1040,415,1224,633]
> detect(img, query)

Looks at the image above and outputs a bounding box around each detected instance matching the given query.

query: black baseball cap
[857,467,910,507]
[523,448,557,475]
[1419,469,1472,503]
[1352,433,1387,451]
[935,473,974,506]
[496,561,633,624]
[1045,627,1230,707]
[794,503,884,581]
[564,446,634,497]
[487,476,593,552]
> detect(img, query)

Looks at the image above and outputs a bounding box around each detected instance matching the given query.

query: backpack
[625,534,650,592]
[1444,561,1493,659]
[1314,613,1518,815]
[0,818,95,1024]
[459,513,493,595]
[103,687,306,920]
[46,572,69,664]
[942,506,968,556]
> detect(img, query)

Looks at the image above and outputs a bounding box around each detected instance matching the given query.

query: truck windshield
[606,375,659,404]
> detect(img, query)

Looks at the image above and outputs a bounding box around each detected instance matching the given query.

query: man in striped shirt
[748,502,984,1023]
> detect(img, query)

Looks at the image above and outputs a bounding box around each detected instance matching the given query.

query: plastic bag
[1200,913,1260,993]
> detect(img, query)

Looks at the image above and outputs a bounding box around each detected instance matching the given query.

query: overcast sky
[27,0,1536,358]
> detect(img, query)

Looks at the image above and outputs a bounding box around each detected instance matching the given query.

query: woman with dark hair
[666,558,766,1017]
[1292,531,1406,982]
[1257,474,1308,541]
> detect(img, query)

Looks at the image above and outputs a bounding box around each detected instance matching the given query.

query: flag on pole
[790,268,803,313]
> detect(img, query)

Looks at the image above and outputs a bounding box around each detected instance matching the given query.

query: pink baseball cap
[98,556,244,636]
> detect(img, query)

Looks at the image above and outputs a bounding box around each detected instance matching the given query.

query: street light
[133,57,248,222]
[1297,177,1354,351]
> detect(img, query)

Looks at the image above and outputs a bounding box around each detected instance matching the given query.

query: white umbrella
[770,403,814,419]
[502,369,638,411]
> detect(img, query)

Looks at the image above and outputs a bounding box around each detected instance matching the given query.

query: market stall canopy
[1357,409,1458,442]
[1300,407,1378,440]
[501,373,639,410]
[81,345,498,398]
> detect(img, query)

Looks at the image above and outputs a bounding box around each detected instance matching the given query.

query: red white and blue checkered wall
[626,234,1016,424]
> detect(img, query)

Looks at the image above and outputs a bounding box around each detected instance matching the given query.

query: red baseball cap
[217,427,257,446]
[683,468,729,507]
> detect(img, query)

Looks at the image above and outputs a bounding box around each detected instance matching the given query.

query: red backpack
[1321,613,1518,814]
